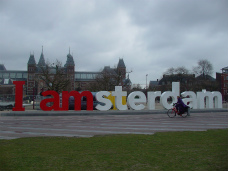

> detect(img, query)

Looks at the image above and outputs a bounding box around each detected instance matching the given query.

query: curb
[1,109,227,116]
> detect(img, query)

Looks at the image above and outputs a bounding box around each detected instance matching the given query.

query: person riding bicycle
[175,96,190,116]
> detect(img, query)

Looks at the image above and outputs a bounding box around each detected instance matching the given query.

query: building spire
[65,47,75,67]
[38,46,45,66]
[28,53,36,65]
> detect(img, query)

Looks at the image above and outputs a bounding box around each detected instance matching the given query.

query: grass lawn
[0,129,227,171]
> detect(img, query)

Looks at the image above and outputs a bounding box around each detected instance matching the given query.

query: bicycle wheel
[181,112,188,118]
[181,107,190,118]
[167,109,176,118]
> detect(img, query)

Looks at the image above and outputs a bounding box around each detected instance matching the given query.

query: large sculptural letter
[62,91,93,111]
[96,91,112,111]
[40,91,60,111]
[147,91,161,110]
[181,91,197,109]
[13,81,25,111]
[160,82,180,109]
[112,86,128,110]
[197,90,222,109]
[127,91,146,110]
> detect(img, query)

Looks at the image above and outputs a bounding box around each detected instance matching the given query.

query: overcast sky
[0,0,227,87]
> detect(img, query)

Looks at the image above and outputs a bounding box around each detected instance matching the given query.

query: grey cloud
[0,0,227,86]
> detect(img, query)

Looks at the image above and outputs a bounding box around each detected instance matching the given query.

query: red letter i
[13,81,25,111]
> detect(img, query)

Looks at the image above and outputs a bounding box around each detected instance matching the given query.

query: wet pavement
[0,111,227,139]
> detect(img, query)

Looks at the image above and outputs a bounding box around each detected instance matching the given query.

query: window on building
[23,73,28,78]
[93,74,98,79]
[75,73,81,79]
[87,74,92,79]
[75,73,98,80]
[81,74,86,79]
[3,73,9,78]
[16,73,23,78]
[9,73,16,78]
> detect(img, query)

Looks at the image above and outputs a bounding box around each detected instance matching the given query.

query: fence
[0,94,51,110]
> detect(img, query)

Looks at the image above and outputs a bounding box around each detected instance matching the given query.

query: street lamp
[146,74,148,89]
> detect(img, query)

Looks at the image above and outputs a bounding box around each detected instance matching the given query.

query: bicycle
[167,103,190,118]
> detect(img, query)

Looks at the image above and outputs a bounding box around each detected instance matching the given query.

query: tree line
[149,59,219,93]
[36,59,218,94]
[164,59,213,77]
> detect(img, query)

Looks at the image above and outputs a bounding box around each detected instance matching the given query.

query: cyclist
[175,96,190,116]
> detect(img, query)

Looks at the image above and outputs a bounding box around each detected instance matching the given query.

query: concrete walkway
[0,110,227,140]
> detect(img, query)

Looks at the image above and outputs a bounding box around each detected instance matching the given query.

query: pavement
[0,108,227,140]
[0,108,227,116]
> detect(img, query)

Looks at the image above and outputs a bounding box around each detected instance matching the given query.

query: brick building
[0,49,131,95]
[216,66,228,101]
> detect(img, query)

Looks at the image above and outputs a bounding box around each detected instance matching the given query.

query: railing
[0,94,52,110]
[0,94,15,102]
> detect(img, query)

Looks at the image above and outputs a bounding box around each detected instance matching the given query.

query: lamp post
[146,74,148,89]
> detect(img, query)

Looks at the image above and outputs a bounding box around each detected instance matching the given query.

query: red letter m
[62,91,93,111]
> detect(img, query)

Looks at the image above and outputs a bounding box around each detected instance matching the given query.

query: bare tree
[193,59,213,77]
[164,67,175,75]
[164,66,189,75]
[37,60,71,93]
[175,66,189,74]
[132,84,142,91]
[87,69,122,91]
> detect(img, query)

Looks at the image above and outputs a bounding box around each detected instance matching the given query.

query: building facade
[0,49,131,95]
[159,74,196,86]
[216,66,228,101]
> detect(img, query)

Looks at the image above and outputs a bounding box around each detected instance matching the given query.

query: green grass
[0,129,227,171]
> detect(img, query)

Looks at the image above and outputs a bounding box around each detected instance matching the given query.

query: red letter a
[13,81,25,111]
[40,91,60,111]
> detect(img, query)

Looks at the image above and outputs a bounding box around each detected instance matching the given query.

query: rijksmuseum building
[0,49,131,95]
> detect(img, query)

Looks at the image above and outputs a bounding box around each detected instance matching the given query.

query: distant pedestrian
[40,88,44,96]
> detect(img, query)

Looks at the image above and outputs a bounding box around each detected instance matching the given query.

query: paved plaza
[0,111,227,140]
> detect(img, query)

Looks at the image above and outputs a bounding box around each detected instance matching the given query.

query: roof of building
[149,81,159,87]
[103,66,117,75]
[38,52,46,66]
[159,74,195,84]
[28,54,36,65]
[196,74,215,81]
[0,64,6,71]
[221,66,228,72]
[65,53,75,67]
[117,58,126,68]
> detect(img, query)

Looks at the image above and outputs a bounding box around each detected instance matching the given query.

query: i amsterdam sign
[12,81,222,111]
